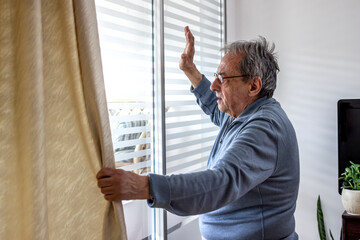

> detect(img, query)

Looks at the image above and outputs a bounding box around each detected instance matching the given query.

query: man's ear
[248,77,262,97]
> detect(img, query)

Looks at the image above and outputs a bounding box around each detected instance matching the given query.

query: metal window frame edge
[152,0,167,239]
[222,0,227,46]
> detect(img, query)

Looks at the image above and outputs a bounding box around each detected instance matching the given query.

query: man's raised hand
[179,26,202,87]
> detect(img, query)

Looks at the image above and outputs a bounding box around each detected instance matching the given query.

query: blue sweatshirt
[148,76,299,240]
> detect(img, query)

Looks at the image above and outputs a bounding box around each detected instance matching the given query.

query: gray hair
[222,36,280,98]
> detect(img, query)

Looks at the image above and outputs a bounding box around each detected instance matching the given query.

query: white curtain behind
[0,0,127,239]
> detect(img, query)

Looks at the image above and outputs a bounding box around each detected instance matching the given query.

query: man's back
[197,95,299,240]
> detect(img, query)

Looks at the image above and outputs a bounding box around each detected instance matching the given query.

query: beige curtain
[0,0,127,239]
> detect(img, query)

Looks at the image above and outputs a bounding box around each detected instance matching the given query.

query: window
[163,0,223,238]
[95,0,224,239]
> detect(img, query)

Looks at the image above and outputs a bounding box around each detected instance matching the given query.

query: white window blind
[164,0,224,238]
[164,0,222,175]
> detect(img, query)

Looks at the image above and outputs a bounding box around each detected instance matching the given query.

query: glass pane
[164,0,223,238]
[95,0,154,239]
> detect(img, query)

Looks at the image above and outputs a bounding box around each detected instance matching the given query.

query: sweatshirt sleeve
[147,118,278,216]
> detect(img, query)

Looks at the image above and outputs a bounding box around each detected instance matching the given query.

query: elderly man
[97,26,299,240]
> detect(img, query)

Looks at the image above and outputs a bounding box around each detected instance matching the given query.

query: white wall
[227,0,360,239]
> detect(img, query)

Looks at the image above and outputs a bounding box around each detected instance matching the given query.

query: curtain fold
[73,1,127,239]
[0,0,126,239]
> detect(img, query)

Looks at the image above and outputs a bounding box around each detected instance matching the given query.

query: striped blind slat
[166,136,216,151]
[164,0,222,177]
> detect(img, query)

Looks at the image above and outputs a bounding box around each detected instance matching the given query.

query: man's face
[210,52,253,118]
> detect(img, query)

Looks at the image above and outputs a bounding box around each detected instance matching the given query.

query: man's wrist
[139,175,151,200]
[183,66,202,88]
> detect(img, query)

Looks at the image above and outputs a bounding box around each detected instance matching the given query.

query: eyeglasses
[214,73,249,84]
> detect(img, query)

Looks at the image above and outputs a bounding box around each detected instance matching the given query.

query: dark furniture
[337,99,360,194]
[342,211,360,240]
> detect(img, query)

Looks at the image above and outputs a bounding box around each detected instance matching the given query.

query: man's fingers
[96,168,114,179]
[186,30,194,44]
[97,177,113,188]
[185,27,194,43]
[183,27,195,63]
[184,27,193,47]
[100,186,114,195]
[104,194,114,201]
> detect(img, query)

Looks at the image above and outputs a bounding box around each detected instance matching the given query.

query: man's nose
[210,78,221,92]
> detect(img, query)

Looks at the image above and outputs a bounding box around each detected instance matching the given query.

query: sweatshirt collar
[232,97,274,123]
